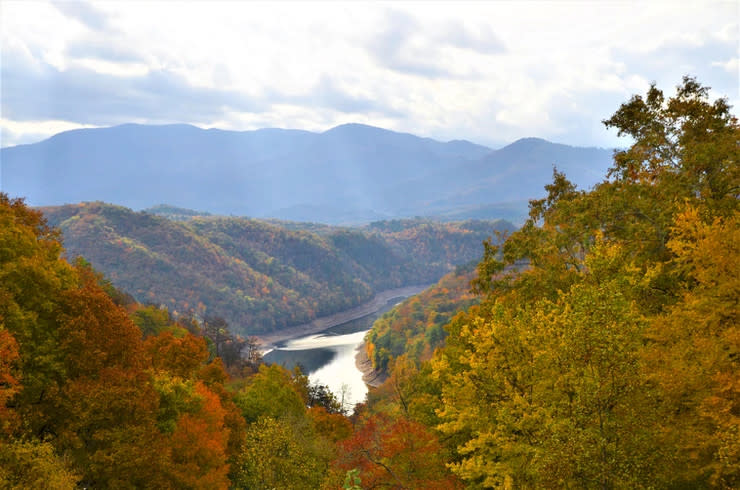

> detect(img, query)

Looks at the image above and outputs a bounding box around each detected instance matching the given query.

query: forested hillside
[366,265,480,374]
[357,77,739,488]
[42,203,514,335]
[0,194,364,488]
[1,78,736,489]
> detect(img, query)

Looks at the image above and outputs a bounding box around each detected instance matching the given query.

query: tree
[234,417,326,490]
[145,331,210,379]
[0,440,79,489]
[234,364,307,424]
[430,78,739,487]
[165,382,231,489]
[0,195,237,487]
[644,207,739,487]
[0,328,21,436]
[334,413,462,489]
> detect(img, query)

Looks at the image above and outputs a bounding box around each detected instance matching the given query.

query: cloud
[65,38,145,64]
[1,1,736,149]
[0,119,96,147]
[370,10,449,78]
[50,1,110,32]
[1,49,399,133]
[611,35,739,101]
[368,9,504,79]
[442,21,506,54]
[295,76,402,117]
[1,51,265,125]
[711,57,739,75]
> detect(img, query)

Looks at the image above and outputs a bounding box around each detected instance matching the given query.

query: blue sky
[1,1,737,148]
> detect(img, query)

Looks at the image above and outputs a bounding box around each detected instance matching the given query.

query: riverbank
[255,284,430,350]
[355,341,387,388]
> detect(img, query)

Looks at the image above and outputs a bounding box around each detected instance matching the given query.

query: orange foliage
[145,331,209,378]
[58,266,146,377]
[0,329,21,436]
[335,414,461,489]
[167,382,230,489]
[307,406,353,443]
[55,366,168,488]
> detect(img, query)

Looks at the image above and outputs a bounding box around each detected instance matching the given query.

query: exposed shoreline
[255,284,430,351]
[355,341,388,388]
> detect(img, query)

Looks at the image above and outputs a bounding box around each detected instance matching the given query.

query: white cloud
[1,0,738,149]
[0,118,98,147]
[712,57,740,74]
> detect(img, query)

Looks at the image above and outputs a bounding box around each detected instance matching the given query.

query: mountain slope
[42,202,515,335]
[2,123,612,223]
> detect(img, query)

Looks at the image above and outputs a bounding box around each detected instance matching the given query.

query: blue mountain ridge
[1,123,613,224]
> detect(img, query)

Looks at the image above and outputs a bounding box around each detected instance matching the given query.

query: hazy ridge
[2,123,613,224]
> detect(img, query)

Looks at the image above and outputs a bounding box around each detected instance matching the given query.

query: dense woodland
[1,78,737,488]
[364,77,739,488]
[366,264,480,374]
[41,205,513,336]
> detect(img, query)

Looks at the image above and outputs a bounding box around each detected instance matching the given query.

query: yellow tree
[434,240,663,488]
[645,207,739,487]
[432,78,738,487]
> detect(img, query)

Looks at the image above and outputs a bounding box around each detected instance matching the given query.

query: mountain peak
[507,137,553,146]
[2,123,613,223]
[323,122,397,136]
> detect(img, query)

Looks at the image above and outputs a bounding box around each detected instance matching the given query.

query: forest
[41,204,514,336]
[1,77,737,488]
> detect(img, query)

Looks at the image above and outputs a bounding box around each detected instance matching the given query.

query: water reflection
[263,297,405,407]
[262,347,336,375]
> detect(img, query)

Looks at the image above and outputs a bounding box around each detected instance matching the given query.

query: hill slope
[42,202,515,335]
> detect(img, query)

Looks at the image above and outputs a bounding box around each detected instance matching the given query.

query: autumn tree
[0,440,79,489]
[0,195,237,487]
[644,207,739,487]
[0,328,21,437]
[432,78,739,487]
[334,413,462,489]
[234,417,328,490]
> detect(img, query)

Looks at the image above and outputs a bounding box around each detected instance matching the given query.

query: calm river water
[263,297,406,407]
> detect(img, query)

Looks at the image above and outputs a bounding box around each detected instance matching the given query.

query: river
[262,287,426,408]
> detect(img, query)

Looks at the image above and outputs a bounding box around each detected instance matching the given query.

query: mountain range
[1,123,614,224]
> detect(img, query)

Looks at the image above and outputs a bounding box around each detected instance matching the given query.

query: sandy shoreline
[255,284,430,350]
[355,341,388,388]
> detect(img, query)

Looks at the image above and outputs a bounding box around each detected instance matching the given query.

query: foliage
[0,440,79,489]
[41,203,513,335]
[234,417,328,490]
[234,364,308,424]
[2,76,735,488]
[0,329,21,436]
[342,468,362,490]
[430,77,740,488]
[334,413,462,489]
[644,207,739,486]
[366,266,479,373]
[0,195,244,488]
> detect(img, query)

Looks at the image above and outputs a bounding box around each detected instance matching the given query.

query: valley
[2,1,736,486]
[41,201,513,336]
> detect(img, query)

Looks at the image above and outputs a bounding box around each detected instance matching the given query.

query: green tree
[431,78,739,487]
[234,417,326,490]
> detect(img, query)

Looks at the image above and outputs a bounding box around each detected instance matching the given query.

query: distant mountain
[42,201,515,335]
[144,204,212,221]
[2,123,613,224]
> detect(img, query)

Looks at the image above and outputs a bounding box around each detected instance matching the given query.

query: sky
[1,1,738,149]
